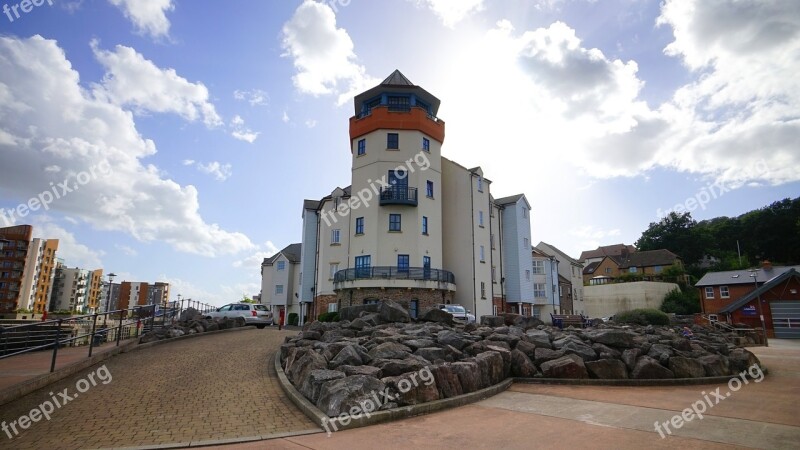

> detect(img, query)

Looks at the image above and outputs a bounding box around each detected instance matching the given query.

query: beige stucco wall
[584,281,679,318]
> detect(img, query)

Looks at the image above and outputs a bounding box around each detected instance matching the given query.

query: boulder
[340,365,383,378]
[437,330,471,350]
[415,347,448,362]
[339,304,379,322]
[487,333,520,347]
[316,375,386,417]
[621,348,641,371]
[533,347,565,366]
[510,349,539,377]
[476,351,505,387]
[585,359,628,379]
[632,356,675,379]
[524,329,552,348]
[299,331,322,340]
[585,329,637,348]
[561,341,598,362]
[330,345,365,368]
[347,318,370,330]
[403,339,436,351]
[451,361,481,393]
[592,343,621,359]
[480,316,505,327]
[368,342,411,360]
[540,354,588,379]
[379,300,410,323]
[179,307,201,322]
[321,329,356,343]
[513,315,545,330]
[300,369,346,404]
[429,364,463,399]
[728,348,761,374]
[648,344,674,365]
[697,354,730,377]
[515,340,537,359]
[382,372,440,406]
[372,356,430,376]
[668,357,706,378]
[286,349,328,386]
[420,308,454,325]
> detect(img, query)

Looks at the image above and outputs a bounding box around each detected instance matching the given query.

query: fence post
[116,312,123,347]
[50,319,63,373]
[88,313,98,357]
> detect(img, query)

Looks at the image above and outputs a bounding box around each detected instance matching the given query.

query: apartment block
[262,71,536,324]
[536,242,585,315]
[0,225,59,315]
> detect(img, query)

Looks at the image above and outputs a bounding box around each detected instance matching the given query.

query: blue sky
[0,0,797,305]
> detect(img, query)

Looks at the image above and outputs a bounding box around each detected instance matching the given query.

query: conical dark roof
[381,70,414,86]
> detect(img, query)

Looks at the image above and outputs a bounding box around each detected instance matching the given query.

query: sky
[0,0,797,306]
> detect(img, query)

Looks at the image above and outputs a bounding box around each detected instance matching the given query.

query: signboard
[741,305,757,316]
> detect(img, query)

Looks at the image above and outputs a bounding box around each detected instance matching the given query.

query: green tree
[241,295,255,304]
[636,212,707,264]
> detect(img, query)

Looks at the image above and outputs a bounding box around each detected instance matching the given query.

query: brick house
[583,249,683,285]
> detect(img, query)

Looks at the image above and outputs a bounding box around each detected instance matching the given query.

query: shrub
[660,288,701,315]
[614,308,670,326]
[288,312,299,326]
[317,312,339,322]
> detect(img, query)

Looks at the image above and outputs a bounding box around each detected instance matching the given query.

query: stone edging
[0,326,252,406]
[273,351,513,433]
[512,367,768,386]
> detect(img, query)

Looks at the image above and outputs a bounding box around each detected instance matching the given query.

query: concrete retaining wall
[584,281,679,318]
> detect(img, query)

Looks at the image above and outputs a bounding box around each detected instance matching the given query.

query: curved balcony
[334,266,456,292]
[379,187,418,206]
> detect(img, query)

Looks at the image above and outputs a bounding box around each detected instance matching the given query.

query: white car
[437,304,476,323]
[205,303,273,328]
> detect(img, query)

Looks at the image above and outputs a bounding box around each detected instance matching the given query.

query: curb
[274,351,513,433]
[512,369,768,386]
[0,326,253,406]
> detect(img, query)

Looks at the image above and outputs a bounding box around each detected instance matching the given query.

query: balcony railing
[379,186,418,206]
[334,266,455,284]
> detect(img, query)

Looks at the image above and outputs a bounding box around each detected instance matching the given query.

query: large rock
[404,339,436,351]
[179,307,201,322]
[487,333,520,347]
[330,345,365,368]
[321,329,356,343]
[540,354,589,379]
[379,300,410,323]
[585,329,637,348]
[476,351,505,387]
[524,329,552,348]
[632,356,675,379]
[452,361,481,393]
[300,369,346,404]
[561,341,598,362]
[316,375,386,417]
[592,343,621,359]
[429,364,463,398]
[415,347,448,362]
[697,354,730,377]
[510,349,539,377]
[372,356,430,376]
[437,330,471,350]
[621,348,641,371]
[513,315,545,330]
[286,349,328,386]
[648,344,674,365]
[480,316,505,327]
[420,308,454,325]
[339,304,379,322]
[368,342,411,360]
[728,348,761,374]
[668,357,706,378]
[340,365,383,378]
[534,347,565,366]
[585,359,628,379]
[515,340,537,359]
[382,371,440,406]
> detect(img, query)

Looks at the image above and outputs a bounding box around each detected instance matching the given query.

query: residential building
[579,244,637,266]
[531,247,560,317]
[267,71,534,323]
[261,243,302,322]
[557,274,573,314]
[148,282,171,308]
[695,261,800,338]
[582,249,683,285]
[98,281,120,313]
[117,281,150,310]
[50,265,92,312]
[0,225,59,315]
[536,242,585,315]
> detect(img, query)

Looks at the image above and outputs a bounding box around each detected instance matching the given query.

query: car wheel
[256,324,266,329]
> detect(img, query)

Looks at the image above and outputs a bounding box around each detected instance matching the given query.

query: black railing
[379,186,418,206]
[334,266,455,284]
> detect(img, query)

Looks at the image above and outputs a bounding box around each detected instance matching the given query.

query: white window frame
[720,286,730,298]
[478,211,484,227]
[331,229,341,244]
[534,283,546,298]
[329,263,339,280]
[327,303,338,313]
[532,260,545,274]
[275,285,284,295]
[705,287,714,299]
[277,261,286,271]
[480,245,485,262]
[525,269,531,281]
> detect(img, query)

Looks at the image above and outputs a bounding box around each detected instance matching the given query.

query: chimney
[761,260,773,271]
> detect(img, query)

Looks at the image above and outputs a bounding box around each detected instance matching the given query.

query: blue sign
[741,305,757,316]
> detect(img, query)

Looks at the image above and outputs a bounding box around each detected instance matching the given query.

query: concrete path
[217,340,800,450]
[0,328,318,449]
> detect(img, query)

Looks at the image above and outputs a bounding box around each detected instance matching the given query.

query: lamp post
[104,272,116,327]
[749,269,769,347]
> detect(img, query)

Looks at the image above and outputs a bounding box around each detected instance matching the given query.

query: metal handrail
[334,266,455,284]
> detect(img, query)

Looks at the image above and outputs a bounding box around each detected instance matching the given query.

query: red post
[279,308,285,331]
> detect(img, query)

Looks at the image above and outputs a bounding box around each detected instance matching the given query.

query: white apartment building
[536,241,585,315]
[50,265,90,312]
[18,237,59,314]
[262,71,535,324]
[531,247,560,317]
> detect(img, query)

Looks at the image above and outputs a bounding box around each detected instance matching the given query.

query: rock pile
[281,301,762,417]
[139,307,246,343]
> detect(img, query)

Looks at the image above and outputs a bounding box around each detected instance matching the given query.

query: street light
[104,272,116,326]
[748,269,769,347]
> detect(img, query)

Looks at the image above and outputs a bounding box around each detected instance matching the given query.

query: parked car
[437,304,476,323]
[204,303,273,328]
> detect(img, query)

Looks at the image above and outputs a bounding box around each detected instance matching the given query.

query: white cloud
[282,111,290,123]
[183,160,233,181]
[233,89,269,106]
[32,219,105,268]
[91,41,223,128]
[305,119,317,128]
[0,35,253,257]
[114,244,138,256]
[281,0,378,105]
[233,241,279,269]
[108,0,174,39]
[229,115,260,143]
[413,0,485,27]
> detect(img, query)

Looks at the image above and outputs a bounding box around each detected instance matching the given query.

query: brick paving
[0,328,318,449]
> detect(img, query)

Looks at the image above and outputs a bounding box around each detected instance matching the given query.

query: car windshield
[254,305,268,311]
[444,305,465,313]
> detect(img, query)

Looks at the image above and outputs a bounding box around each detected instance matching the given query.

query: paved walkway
[0,328,317,449]
[217,340,800,450]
